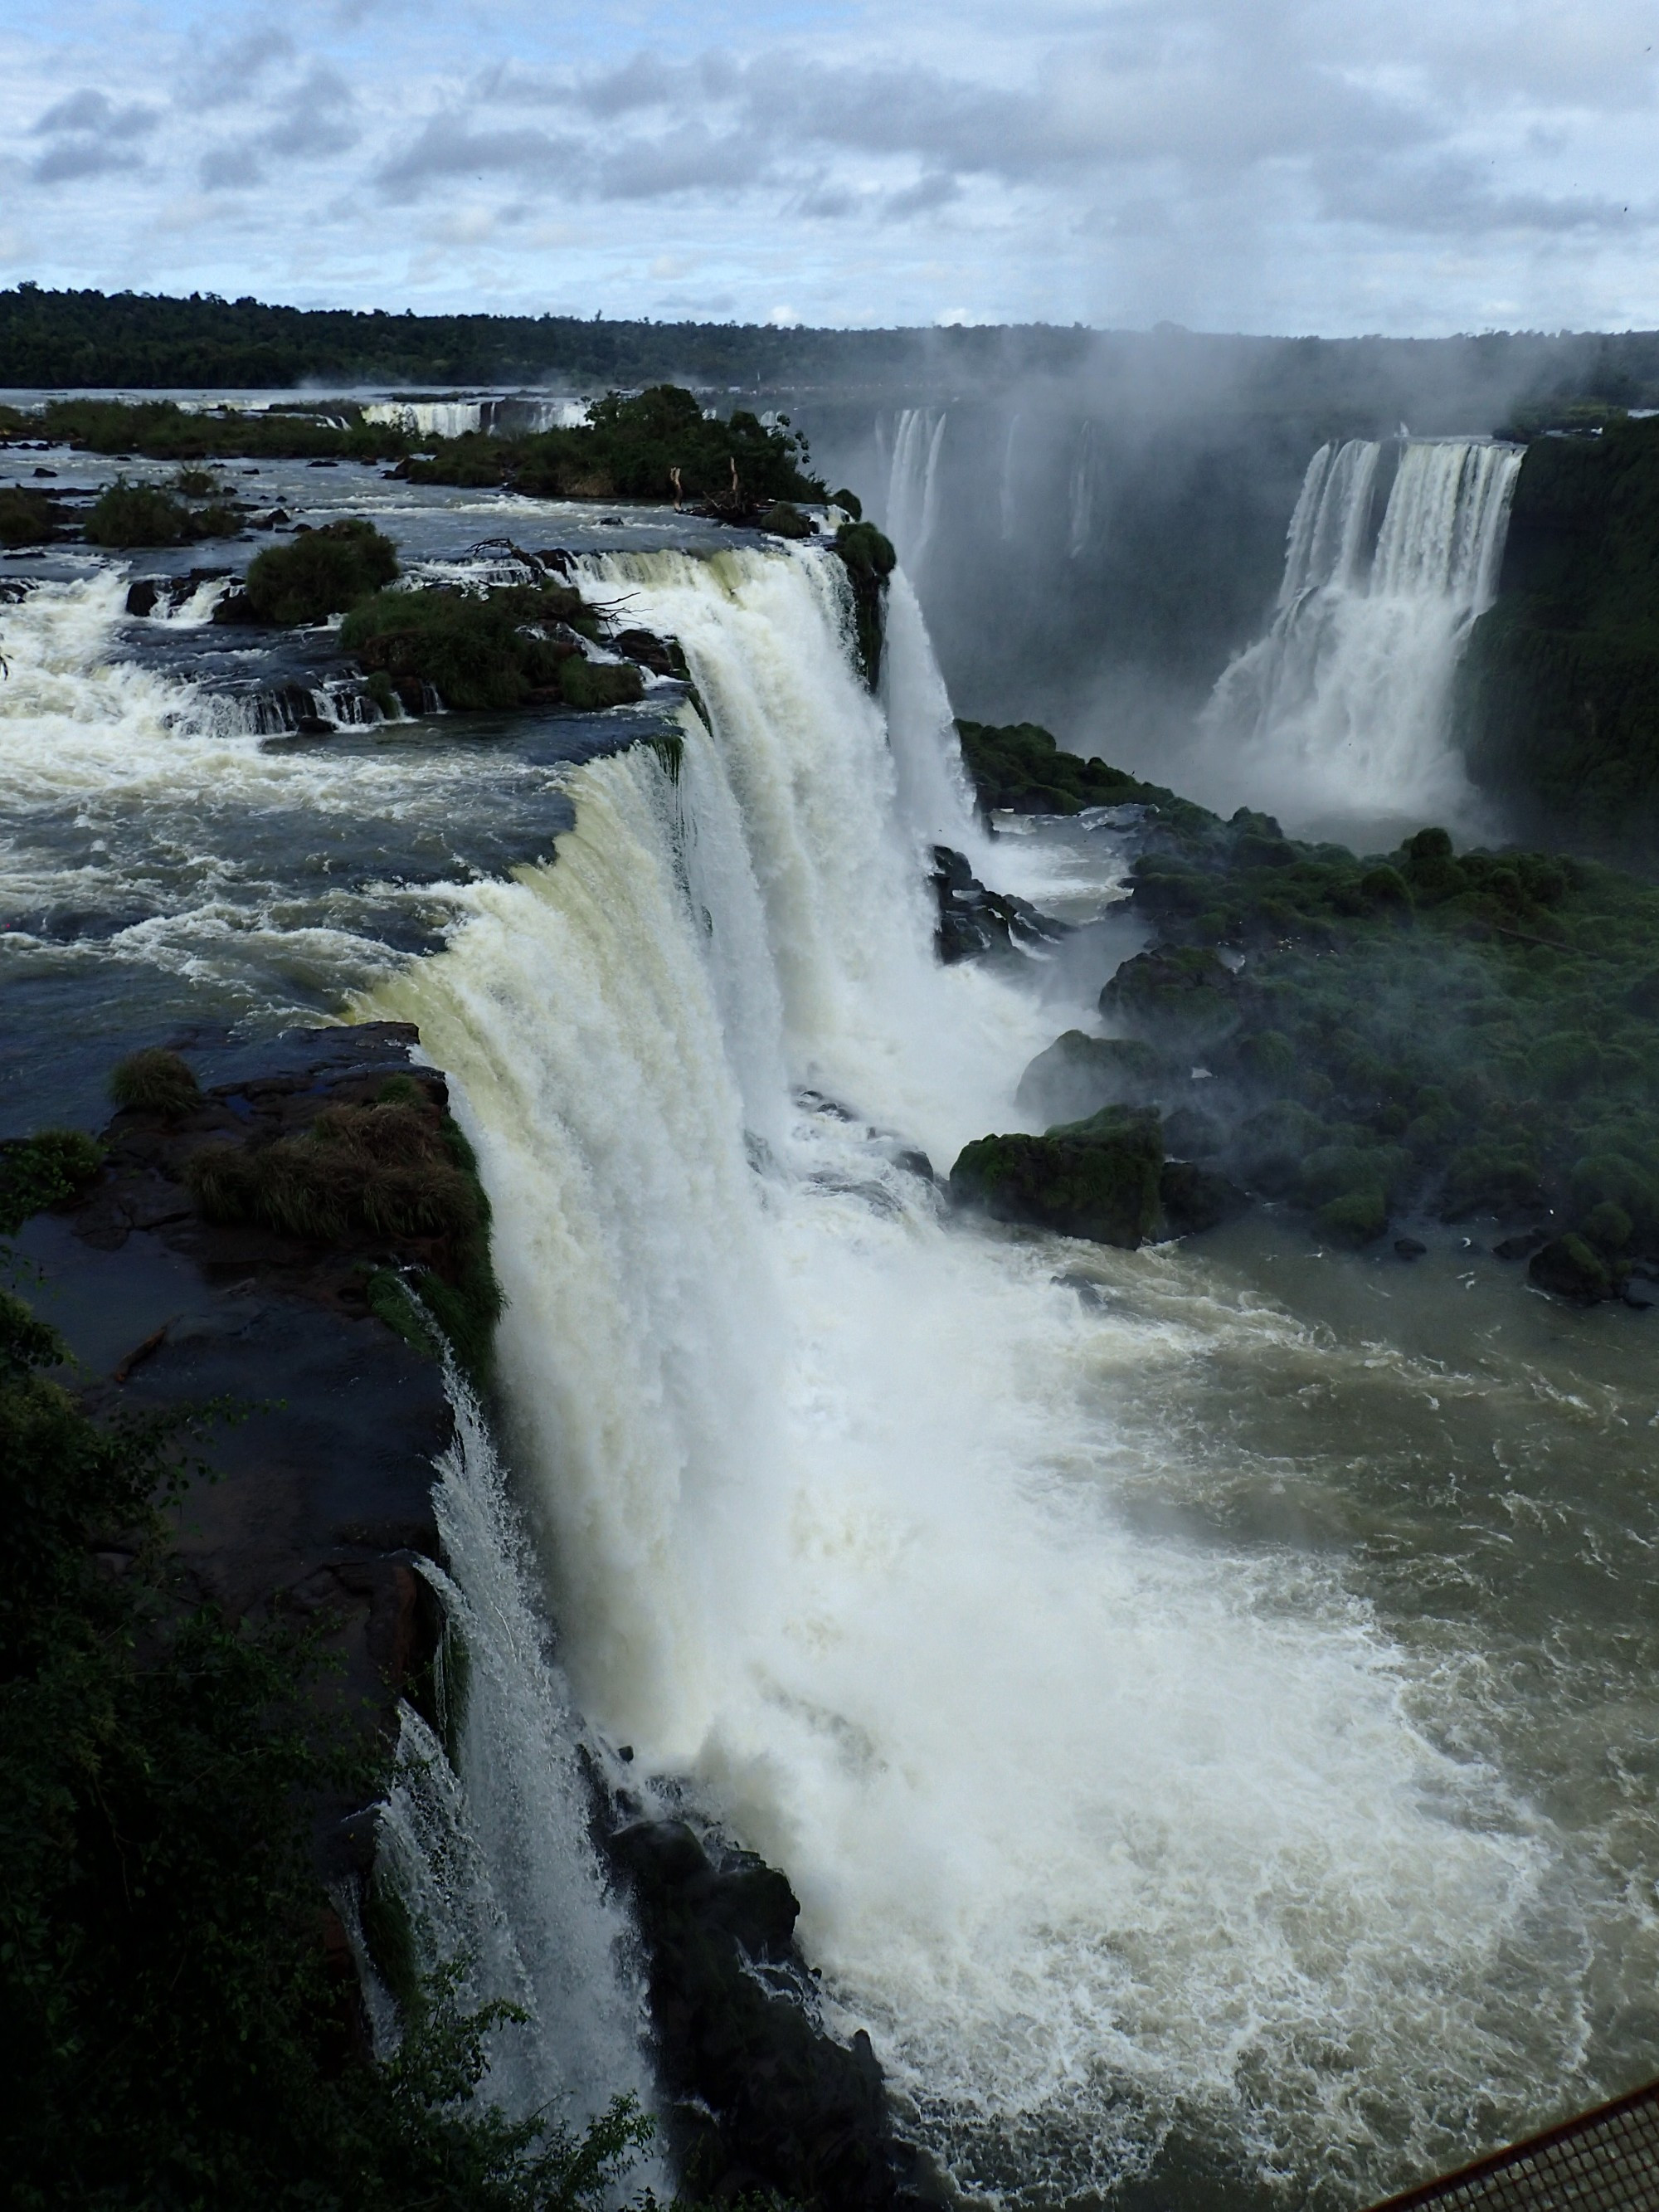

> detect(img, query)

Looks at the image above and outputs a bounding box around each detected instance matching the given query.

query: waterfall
[362,399,488,440]
[1067,421,1097,558]
[1198,436,1520,831]
[373,1365,655,2129]
[367,541,1579,2203]
[879,407,948,573]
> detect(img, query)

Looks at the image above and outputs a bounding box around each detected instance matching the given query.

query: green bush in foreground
[0,485,55,546]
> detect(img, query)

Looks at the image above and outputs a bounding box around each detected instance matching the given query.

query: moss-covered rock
[830,521,896,688]
[950,1106,1164,1247]
[1014,1030,1170,1125]
[1529,1233,1617,1302]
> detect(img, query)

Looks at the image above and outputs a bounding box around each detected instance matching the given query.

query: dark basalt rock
[1394,1235,1428,1259]
[124,566,233,619]
[611,625,688,680]
[1158,1157,1248,1238]
[1016,1029,1167,1125]
[932,845,1066,966]
[603,1815,932,2210]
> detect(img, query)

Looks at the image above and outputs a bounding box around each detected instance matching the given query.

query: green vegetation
[951,1106,1165,1246]
[959,730,1659,1294]
[229,519,401,625]
[186,1081,503,1380]
[85,477,192,548]
[829,521,896,686]
[0,1128,105,1227]
[23,396,408,464]
[0,486,56,546]
[956,719,1212,826]
[1461,415,1659,861]
[404,386,824,509]
[109,1045,202,1118]
[85,475,250,547]
[339,581,645,714]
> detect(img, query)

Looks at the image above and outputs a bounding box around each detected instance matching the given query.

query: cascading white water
[375,1366,655,2130]
[878,408,947,575]
[1198,437,1521,832]
[362,399,488,439]
[369,542,1590,2204]
[1067,421,1097,558]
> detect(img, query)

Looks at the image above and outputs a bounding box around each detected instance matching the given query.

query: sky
[2,0,1657,337]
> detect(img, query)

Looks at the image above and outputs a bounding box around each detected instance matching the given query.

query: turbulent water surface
[2,443,1657,2210]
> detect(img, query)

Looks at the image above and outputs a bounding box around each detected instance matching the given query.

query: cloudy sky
[2,0,1657,335]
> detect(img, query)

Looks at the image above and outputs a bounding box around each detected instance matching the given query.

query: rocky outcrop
[931,845,1066,964]
[603,1816,933,2210]
[17,1022,464,1880]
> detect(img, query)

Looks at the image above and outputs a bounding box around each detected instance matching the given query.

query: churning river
[2,443,1657,2210]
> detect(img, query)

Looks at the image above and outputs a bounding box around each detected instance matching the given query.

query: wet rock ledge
[17,1021,462,1881]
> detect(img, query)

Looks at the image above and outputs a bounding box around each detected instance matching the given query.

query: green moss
[186,1091,502,1383]
[1317,1188,1389,1245]
[830,521,897,687]
[758,501,814,538]
[557,655,646,712]
[235,518,399,625]
[950,1107,1164,1248]
[955,718,1214,831]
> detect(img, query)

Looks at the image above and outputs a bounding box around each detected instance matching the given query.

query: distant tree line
[5,283,1659,411]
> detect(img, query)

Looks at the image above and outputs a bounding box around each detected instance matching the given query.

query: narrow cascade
[375,1369,655,2132]
[370,543,1590,2205]
[1198,436,1521,832]
[877,408,948,575]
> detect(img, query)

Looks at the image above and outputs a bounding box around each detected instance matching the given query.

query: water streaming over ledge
[366,543,1617,2207]
[1198,438,1521,837]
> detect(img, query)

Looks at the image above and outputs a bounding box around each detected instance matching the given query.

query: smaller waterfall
[1199,436,1520,832]
[362,399,488,440]
[879,407,947,573]
[1067,421,1097,558]
[374,1362,654,2131]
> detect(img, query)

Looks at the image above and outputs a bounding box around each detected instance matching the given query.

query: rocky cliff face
[1461,416,1659,862]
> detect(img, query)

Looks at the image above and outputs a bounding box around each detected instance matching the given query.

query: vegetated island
[0,384,835,539]
[947,720,1659,1306]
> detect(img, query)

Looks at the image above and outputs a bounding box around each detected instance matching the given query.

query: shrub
[0,487,53,547]
[758,501,814,539]
[1317,1188,1389,1245]
[0,1129,104,1236]
[109,1046,201,1118]
[557,655,645,712]
[237,519,399,625]
[85,477,191,548]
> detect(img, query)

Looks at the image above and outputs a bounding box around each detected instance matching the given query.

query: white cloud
[1,0,1656,331]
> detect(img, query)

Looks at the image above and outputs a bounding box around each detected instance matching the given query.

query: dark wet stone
[1493,1230,1547,1261]
[1394,1236,1428,1259]
[603,1815,932,2209]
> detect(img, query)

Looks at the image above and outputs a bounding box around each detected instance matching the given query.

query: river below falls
[1,460,1656,2211]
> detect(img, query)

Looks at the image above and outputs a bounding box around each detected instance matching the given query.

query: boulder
[950,1106,1164,1247]
[1014,1030,1167,1125]
[1157,1158,1248,1239]
[1529,1234,1616,1302]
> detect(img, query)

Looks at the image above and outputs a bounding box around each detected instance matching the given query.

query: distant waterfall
[1199,436,1520,831]
[878,407,947,572]
[1067,421,1097,558]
